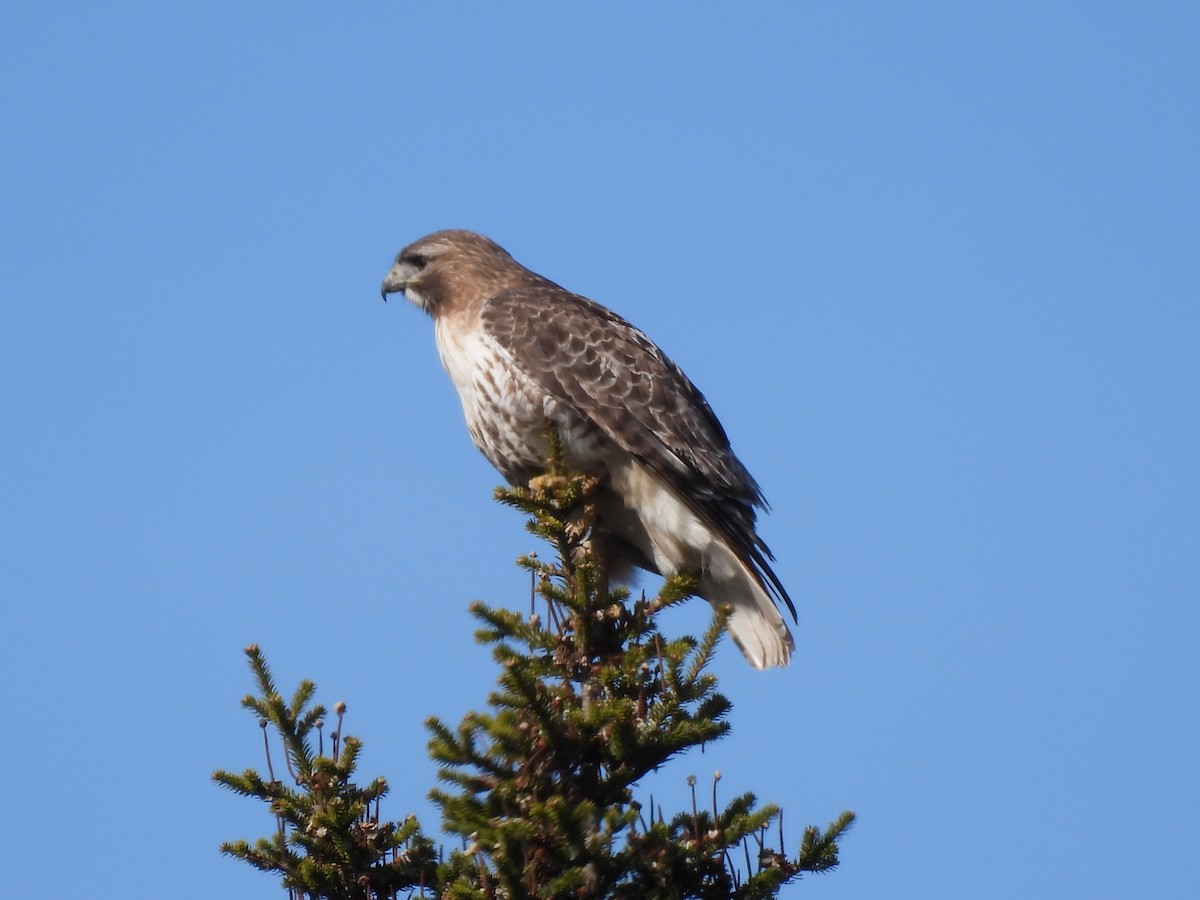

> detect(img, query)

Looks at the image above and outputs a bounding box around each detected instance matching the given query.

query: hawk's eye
[405,253,429,270]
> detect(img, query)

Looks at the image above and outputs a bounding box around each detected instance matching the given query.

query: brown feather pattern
[382,230,797,665]
[479,286,796,620]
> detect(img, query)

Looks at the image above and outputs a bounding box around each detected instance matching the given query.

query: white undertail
[608,459,794,670]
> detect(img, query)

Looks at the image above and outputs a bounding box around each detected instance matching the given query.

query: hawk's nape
[382,229,795,669]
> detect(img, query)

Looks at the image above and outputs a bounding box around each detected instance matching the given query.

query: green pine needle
[215,462,853,898]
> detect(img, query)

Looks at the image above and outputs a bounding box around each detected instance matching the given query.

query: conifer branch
[212,645,439,898]
[216,460,854,897]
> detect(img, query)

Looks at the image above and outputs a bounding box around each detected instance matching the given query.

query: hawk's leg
[588,529,612,602]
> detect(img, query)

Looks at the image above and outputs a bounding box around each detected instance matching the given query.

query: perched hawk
[382,230,795,669]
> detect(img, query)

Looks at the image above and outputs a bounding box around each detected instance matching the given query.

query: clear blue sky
[2,3,1197,897]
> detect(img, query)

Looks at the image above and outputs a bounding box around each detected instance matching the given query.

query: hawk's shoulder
[477,283,765,509]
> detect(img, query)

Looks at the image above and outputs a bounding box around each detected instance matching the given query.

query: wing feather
[479,282,796,620]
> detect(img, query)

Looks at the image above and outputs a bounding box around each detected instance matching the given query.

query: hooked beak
[380,260,420,302]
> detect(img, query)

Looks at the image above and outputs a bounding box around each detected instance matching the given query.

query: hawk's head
[381,230,524,315]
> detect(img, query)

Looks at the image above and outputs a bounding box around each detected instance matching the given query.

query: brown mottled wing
[479,281,796,620]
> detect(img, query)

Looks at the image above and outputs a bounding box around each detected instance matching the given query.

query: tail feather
[700,561,794,670]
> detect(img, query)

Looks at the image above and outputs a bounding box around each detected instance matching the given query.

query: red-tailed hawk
[382,230,795,669]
